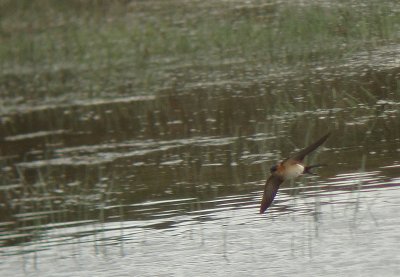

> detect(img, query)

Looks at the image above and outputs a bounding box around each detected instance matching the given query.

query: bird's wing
[260,174,284,214]
[289,132,331,162]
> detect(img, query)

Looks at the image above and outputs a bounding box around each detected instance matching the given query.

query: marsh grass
[1,0,400,103]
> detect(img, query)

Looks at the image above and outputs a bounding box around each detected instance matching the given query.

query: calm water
[1,1,400,276]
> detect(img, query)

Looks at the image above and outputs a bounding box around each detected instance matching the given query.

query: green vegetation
[1,0,400,102]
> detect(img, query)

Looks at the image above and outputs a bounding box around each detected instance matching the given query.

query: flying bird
[260,132,331,214]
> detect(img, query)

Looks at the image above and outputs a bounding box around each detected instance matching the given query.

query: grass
[1,0,400,102]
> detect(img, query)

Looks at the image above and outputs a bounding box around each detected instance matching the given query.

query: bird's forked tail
[304,164,327,175]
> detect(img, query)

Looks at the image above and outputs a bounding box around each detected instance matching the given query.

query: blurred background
[0,0,399,276]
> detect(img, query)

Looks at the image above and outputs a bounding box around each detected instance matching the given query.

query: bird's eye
[270,165,278,173]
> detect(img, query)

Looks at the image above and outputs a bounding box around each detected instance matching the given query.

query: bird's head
[270,164,278,173]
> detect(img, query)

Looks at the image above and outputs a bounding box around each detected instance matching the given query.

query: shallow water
[1,1,400,276]
[1,165,400,276]
[1,81,399,276]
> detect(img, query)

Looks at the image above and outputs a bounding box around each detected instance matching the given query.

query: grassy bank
[1,0,400,101]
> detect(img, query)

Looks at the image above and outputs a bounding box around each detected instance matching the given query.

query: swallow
[260,132,331,214]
